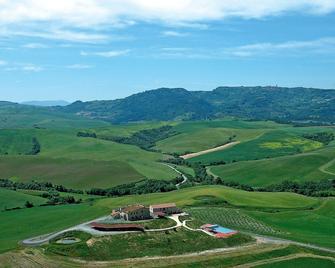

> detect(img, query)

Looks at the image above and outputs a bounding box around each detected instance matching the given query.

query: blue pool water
[211,225,235,234]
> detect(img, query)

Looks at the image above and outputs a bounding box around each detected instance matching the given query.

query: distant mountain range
[1,86,334,125]
[59,86,335,124]
[21,100,70,107]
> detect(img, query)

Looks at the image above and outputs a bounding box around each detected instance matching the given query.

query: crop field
[0,188,47,211]
[189,130,324,164]
[209,145,335,186]
[186,207,279,235]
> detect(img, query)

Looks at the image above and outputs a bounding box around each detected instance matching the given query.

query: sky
[0,0,335,102]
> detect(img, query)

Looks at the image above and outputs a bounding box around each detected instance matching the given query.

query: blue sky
[0,1,335,102]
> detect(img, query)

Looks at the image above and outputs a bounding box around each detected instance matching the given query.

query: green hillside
[0,102,108,129]
[155,120,270,154]
[209,145,335,186]
[59,86,335,123]
[189,130,324,164]
[0,128,178,189]
[0,129,35,155]
[0,188,46,210]
[246,198,335,248]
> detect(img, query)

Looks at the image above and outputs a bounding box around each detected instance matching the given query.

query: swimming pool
[210,225,236,234]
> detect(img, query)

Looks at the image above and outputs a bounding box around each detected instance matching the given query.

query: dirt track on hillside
[180,141,240,159]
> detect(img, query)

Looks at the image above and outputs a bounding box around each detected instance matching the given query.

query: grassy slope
[246,198,335,248]
[0,128,177,188]
[0,188,46,210]
[209,145,335,186]
[45,229,252,261]
[0,203,109,253]
[95,185,318,209]
[0,129,34,155]
[189,130,323,164]
[155,120,280,154]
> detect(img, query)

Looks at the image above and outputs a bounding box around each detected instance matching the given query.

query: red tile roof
[122,204,147,213]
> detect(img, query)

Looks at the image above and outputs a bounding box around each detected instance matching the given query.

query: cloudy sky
[0,0,335,102]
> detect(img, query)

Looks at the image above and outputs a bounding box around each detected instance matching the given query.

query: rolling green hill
[209,145,335,186]
[189,129,324,164]
[0,101,108,129]
[0,188,46,210]
[0,128,177,189]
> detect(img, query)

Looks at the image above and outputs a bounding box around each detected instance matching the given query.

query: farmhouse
[112,204,151,221]
[149,203,180,217]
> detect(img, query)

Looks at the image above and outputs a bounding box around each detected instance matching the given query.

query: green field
[189,130,324,164]
[209,145,335,186]
[0,203,109,253]
[0,188,47,210]
[95,185,319,209]
[246,198,335,248]
[0,128,178,189]
[256,257,335,268]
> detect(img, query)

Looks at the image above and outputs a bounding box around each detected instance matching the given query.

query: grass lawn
[0,188,47,210]
[0,203,109,253]
[209,145,335,186]
[255,257,335,268]
[45,229,253,260]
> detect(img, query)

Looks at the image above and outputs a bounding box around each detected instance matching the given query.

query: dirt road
[180,141,240,159]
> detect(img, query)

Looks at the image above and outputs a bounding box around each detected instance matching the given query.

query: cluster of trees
[303,132,335,145]
[86,178,181,197]
[77,131,97,138]
[26,137,41,155]
[40,191,81,205]
[260,179,334,197]
[0,179,83,194]
[101,125,177,150]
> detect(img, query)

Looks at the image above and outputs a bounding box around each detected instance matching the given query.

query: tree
[25,201,34,208]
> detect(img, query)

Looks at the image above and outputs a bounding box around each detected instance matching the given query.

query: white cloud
[0,1,334,27]
[21,64,44,72]
[229,37,335,57]
[0,60,7,65]
[162,31,188,37]
[155,37,335,59]
[4,63,44,72]
[66,64,93,69]
[81,49,130,58]
[22,43,48,48]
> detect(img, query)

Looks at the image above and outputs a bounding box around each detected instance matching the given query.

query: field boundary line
[233,253,335,268]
